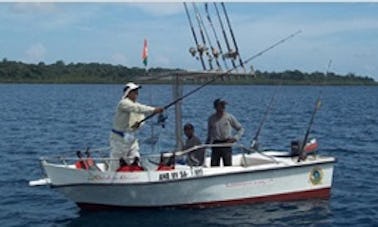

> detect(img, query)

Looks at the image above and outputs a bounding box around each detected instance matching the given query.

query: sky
[1,2,378,80]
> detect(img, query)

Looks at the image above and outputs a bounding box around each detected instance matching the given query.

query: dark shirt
[184,135,205,166]
[206,112,244,144]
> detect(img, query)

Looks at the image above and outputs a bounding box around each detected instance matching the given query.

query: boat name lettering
[180,171,188,178]
[159,173,170,181]
[194,168,203,176]
[88,174,117,181]
[171,172,179,179]
[225,179,274,188]
[88,174,139,182]
[159,171,190,181]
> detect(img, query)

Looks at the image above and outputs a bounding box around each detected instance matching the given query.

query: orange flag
[142,39,148,67]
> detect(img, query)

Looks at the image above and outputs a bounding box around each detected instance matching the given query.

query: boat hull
[75,188,331,210]
[44,156,335,209]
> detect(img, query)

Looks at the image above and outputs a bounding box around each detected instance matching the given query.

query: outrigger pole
[132,30,302,128]
[192,3,213,71]
[205,3,228,70]
[214,2,237,71]
[183,2,206,71]
[221,2,246,73]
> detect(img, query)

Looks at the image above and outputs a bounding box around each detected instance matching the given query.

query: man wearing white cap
[110,82,163,170]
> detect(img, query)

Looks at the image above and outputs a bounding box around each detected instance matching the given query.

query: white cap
[123,82,141,98]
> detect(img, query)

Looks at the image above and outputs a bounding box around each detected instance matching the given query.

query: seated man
[157,153,175,171]
[183,123,205,166]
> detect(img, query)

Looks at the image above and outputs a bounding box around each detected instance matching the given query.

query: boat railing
[39,143,280,166]
[160,143,280,164]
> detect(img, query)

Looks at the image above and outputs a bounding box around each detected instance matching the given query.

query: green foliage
[0,60,376,85]
[249,70,376,85]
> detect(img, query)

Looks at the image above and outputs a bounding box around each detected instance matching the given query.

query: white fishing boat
[32,144,334,209]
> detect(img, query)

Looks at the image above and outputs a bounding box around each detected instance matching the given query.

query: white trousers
[109,135,140,171]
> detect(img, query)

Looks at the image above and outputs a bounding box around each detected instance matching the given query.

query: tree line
[0,59,376,85]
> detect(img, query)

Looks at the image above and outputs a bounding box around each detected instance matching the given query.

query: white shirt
[112,97,155,133]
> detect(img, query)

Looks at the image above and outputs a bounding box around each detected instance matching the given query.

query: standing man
[110,82,163,170]
[183,123,205,166]
[206,99,244,166]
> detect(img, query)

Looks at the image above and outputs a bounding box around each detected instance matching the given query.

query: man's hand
[226,138,237,143]
[131,121,141,129]
[131,107,163,129]
[154,107,164,114]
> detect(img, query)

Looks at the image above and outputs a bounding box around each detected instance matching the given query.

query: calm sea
[1,84,377,226]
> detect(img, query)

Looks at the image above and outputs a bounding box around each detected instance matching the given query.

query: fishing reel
[157,113,168,128]
[197,44,208,55]
[223,49,238,60]
[211,47,220,58]
[189,47,197,57]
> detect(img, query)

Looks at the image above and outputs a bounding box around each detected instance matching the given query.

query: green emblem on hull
[309,167,323,185]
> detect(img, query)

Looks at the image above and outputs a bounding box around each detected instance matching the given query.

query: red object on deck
[156,165,175,171]
[304,139,318,153]
[116,165,144,172]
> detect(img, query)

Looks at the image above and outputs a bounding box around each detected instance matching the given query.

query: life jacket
[75,158,100,171]
[75,160,89,169]
[86,158,101,171]
[116,165,144,172]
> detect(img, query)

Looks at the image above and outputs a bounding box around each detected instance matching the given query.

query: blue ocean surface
[0,84,377,226]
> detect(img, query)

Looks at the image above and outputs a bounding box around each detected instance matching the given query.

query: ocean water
[1,84,377,226]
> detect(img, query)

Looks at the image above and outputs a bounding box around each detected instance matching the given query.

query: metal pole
[173,74,183,150]
[205,3,228,70]
[221,2,246,72]
[214,2,237,71]
[183,2,207,70]
[192,3,213,70]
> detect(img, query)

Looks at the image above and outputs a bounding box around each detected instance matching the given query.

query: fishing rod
[205,3,228,70]
[221,2,246,73]
[183,2,207,71]
[297,94,322,162]
[214,2,237,71]
[250,84,281,151]
[297,60,332,162]
[238,30,302,72]
[192,3,213,71]
[132,30,302,128]
[193,3,221,71]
